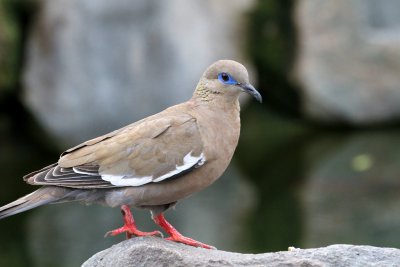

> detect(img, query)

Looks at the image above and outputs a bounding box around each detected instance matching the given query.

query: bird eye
[217,72,238,85]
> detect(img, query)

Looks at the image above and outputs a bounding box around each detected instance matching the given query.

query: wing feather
[24,112,206,189]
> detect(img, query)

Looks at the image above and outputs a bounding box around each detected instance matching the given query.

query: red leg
[153,213,215,249]
[105,205,162,239]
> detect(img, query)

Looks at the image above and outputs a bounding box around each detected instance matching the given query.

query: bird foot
[105,205,162,239]
[105,225,162,239]
[153,213,216,249]
[165,234,216,249]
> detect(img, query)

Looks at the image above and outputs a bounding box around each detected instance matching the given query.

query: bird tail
[0,187,69,220]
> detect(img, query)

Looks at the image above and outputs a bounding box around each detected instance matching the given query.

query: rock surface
[295,0,400,125]
[82,237,400,267]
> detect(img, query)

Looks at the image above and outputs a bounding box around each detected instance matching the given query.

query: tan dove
[0,60,261,249]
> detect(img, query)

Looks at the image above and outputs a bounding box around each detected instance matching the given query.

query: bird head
[195,60,262,103]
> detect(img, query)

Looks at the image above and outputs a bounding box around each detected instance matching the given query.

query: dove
[0,59,261,249]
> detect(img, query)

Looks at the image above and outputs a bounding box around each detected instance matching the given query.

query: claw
[104,226,162,238]
[153,213,216,249]
[106,205,162,239]
[165,235,216,249]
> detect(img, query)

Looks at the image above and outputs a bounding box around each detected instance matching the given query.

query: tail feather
[0,187,68,220]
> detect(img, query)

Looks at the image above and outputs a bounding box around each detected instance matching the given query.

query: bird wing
[24,113,206,188]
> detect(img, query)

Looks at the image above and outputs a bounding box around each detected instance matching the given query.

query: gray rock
[82,237,400,267]
[295,0,400,124]
[23,0,255,146]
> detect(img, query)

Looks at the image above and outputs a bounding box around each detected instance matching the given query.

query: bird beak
[239,83,262,103]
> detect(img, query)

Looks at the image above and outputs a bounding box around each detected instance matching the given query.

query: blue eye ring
[218,72,238,85]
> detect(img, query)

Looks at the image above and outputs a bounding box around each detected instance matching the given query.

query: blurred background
[1,0,400,266]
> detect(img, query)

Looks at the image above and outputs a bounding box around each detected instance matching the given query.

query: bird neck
[193,81,219,102]
[189,94,241,132]
[193,81,241,110]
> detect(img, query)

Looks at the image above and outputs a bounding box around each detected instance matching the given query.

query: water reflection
[301,130,400,247]
[0,96,59,267]
[238,104,400,252]
[1,102,400,266]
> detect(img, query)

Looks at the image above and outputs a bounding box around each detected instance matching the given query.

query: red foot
[153,213,215,249]
[105,205,162,239]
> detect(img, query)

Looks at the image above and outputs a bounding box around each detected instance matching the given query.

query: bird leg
[153,213,215,249]
[105,205,162,239]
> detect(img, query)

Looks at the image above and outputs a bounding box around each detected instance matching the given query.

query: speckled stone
[82,237,400,267]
